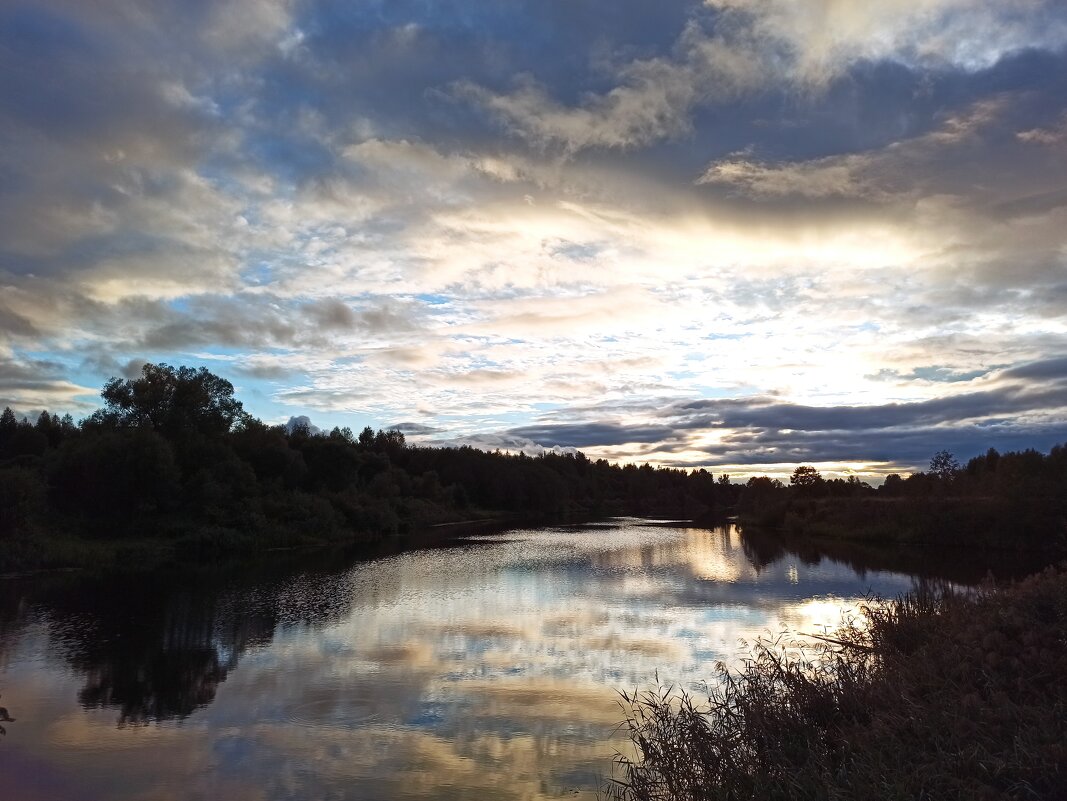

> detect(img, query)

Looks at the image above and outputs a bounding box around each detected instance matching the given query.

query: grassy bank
[735,445,1067,554]
[609,568,1067,801]
[739,495,1067,553]
[0,509,516,576]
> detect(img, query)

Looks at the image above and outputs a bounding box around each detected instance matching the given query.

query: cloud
[696,96,1012,199]
[79,355,148,380]
[0,356,95,413]
[458,0,1067,154]
[435,432,578,457]
[1000,356,1067,381]
[506,422,679,449]
[866,365,999,384]
[454,65,703,153]
[453,20,766,154]
[710,422,1067,467]
[285,415,321,435]
[388,422,443,436]
[0,304,38,337]
[705,0,1067,80]
[1,1,1066,476]
[491,359,1067,470]
[1017,112,1067,144]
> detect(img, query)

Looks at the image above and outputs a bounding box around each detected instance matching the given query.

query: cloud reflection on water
[1,522,942,799]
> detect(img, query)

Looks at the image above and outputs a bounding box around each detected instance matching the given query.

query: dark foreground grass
[608,569,1067,801]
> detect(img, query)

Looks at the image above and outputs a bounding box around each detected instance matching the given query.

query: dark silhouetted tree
[0,407,18,459]
[96,364,246,438]
[789,465,824,497]
[881,473,904,496]
[357,426,375,449]
[6,416,46,458]
[930,450,960,481]
[790,465,822,487]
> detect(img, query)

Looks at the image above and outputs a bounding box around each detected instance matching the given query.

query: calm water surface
[0,521,990,800]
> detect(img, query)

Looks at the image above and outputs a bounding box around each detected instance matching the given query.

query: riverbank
[2,510,714,577]
[0,512,515,576]
[609,566,1067,801]
[739,495,1067,554]
[3,502,730,576]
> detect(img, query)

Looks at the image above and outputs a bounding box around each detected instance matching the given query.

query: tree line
[3,363,1064,569]
[737,447,1067,551]
[0,364,736,570]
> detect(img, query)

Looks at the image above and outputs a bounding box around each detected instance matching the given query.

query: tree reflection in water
[78,646,230,725]
[4,553,361,725]
[738,526,1047,584]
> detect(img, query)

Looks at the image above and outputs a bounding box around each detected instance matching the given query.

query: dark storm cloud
[992,187,1067,220]
[137,300,301,351]
[195,0,709,196]
[260,0,1067,170]
[507,422,679,448]
[303,299,357,331]
[0,4,230,267]
[508,361,1067,468]
[289,0,700,112]
[669,385,1067,433]
[1000,356,1067,381]
[708,422,1067,468]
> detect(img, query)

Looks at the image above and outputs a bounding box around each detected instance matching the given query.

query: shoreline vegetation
[3,363,1065,573]
[609,567,1067,801]
[737,451,1067,554]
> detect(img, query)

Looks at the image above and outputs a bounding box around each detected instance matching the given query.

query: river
[0,520,1029,800]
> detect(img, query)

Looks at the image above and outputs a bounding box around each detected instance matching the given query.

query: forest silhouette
[0,364,731,570]
[1,363,1065,571]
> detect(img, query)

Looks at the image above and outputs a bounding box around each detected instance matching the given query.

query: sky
[2,0,1067,479]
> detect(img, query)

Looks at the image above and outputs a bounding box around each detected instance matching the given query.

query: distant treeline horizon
[1,363,1064,570]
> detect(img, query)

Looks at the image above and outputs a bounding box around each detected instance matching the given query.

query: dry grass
[607,569,1067,801]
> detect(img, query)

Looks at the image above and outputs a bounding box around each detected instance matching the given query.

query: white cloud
[706,0,1067,79]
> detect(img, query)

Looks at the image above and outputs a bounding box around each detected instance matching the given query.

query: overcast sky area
[2,0,1067,479]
